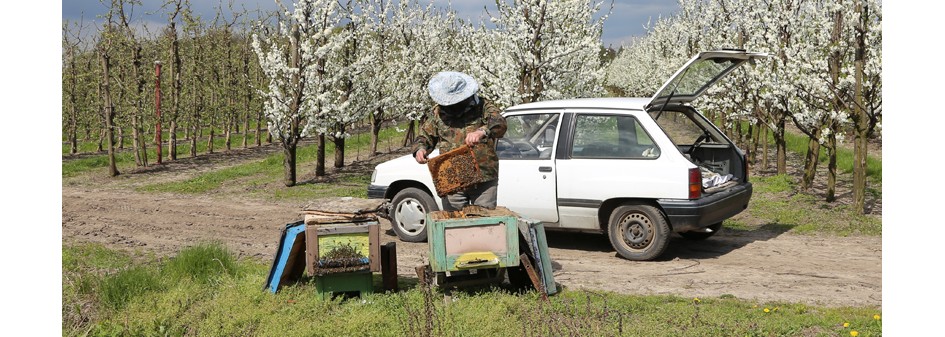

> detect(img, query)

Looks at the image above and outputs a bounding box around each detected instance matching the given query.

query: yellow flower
[764,308,770,313]
[873,314,881,320]
[693,297,701,303]
[843,322,850,328]
[850,331,859,337]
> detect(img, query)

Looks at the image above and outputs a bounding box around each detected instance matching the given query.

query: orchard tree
[115,0,150,167]
[252,0,344,186]
[162,0,185,161]
[96,0,124,177]
[476,0,611,107]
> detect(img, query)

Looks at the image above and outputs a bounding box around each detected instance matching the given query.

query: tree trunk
[316,133,326,177]
[207,91,216,154]
[851,1,869,213]
[370,107,383,155]
[800,136,821,191]
[255,69,262,147]
[256,110,263,147]
[283,141,297,187]
[100,50,120,177]
[774,117,786,175]
[67,54,80,155]
[131,40,147,167]
[242,73,250,149]
[97,127,105,153]
[402,120,415,147]
[190,66,199,158]
[117,127,125,150]
[333,132,345,169]
[69,102,78,155]
[826,130,837,202]
[131,114,143,167]
[762,126,769,171]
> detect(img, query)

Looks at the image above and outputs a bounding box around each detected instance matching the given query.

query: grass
[135,124,405,200]
[62,242,883,337]
[737,121,882,183]
[724,174,882,236]
[62,128,266,178]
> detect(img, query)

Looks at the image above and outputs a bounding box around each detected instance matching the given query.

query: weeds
[161,243,238,284]
[62,241,883,337]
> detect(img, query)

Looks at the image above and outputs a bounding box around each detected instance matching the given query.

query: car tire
[678,222,723,240]
[607,204,671,261]
[390,187,437,242]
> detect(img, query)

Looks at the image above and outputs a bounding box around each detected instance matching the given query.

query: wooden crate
[427,144,491,197]
[426,206,520,273]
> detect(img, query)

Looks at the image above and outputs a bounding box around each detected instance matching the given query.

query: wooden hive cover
[301,197,383,225]
[427,145,489,197]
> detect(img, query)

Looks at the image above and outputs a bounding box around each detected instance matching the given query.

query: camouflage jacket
[412,98,508,183]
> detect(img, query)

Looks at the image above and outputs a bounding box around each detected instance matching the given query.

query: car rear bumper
[657,182,752,232]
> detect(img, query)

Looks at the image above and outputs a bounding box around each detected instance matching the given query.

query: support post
[154,61,163,164]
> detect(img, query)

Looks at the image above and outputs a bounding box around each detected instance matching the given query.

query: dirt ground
[61,141,882,310]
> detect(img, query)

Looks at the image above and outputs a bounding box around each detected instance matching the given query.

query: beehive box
[427,144,491,197]
[301,199,383,277]
[304,222,380,276]
[426,206,520,273]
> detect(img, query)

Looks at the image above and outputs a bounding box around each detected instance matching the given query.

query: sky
[61,0,680,48]
[1,1,941,335]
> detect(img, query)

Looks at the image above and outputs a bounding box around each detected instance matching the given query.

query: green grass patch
[62,244,883,337]
[738,122,882,183]
[137,123,406,201]
[63,128,264,178]
[743,175,882,236]
[162,243,240,284]
[97,266,165,310]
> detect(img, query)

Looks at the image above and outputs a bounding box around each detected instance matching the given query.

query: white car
[368,50,765,261]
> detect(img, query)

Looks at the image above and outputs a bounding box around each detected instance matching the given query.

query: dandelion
[850,331,859,337]
[843,322,850,328]
[873,314,881,320]
[764,308,770,313]
[693,297,701,303]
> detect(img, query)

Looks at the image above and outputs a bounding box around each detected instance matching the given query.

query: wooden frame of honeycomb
[427,145,488,197]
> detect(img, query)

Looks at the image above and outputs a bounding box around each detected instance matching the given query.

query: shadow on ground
[542,222,794,261]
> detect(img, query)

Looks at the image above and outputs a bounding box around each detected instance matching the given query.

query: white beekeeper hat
[427,71,479,106]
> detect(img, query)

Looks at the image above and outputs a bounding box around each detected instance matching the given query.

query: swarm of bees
[427,145,488,197]
[315,243,369,275]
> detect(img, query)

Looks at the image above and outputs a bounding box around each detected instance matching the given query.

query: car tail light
[689,168,702,199]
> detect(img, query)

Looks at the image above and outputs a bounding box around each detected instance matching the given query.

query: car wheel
[390,187,437,242]
[607,204,670,261]
[678,222,723,240]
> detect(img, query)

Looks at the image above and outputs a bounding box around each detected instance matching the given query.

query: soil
[61,139,882,309]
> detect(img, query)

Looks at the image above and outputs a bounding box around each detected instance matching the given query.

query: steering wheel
[514,140,539,157]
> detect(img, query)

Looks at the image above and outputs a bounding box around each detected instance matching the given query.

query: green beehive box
[426,206,520,273]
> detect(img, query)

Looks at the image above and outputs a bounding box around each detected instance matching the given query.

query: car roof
[504,97,651,112]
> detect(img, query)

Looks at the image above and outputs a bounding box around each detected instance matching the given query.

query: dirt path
[62,185,881,309]
[62,138,881,309]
